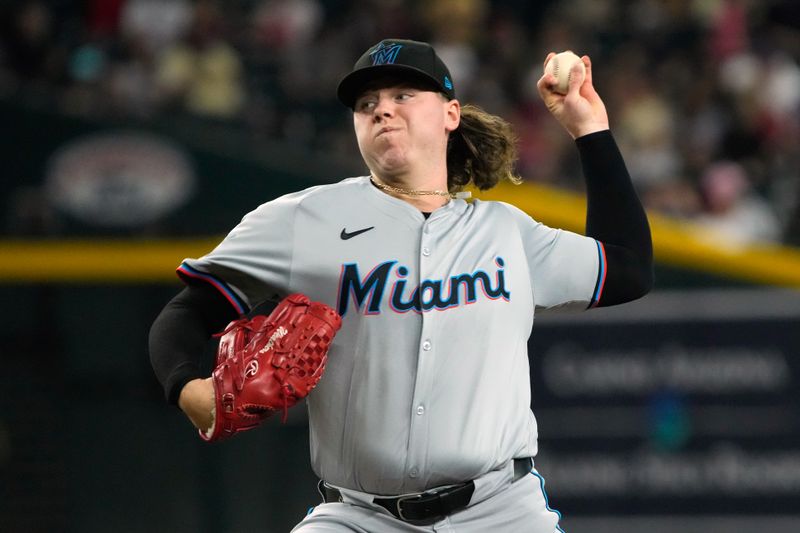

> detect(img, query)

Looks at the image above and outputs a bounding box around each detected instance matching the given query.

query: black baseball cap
[337,39,456,109]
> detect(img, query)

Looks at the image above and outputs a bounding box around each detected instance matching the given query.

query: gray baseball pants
[292,463,564,533]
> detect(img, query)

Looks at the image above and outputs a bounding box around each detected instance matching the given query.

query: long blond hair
[447,104,522,191]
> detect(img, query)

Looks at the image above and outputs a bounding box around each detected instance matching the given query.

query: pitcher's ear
[445,99,461,133]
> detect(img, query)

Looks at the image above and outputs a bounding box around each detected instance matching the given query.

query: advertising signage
[529,289,800,515]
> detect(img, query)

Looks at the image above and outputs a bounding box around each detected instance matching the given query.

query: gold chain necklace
[370,176,471,199]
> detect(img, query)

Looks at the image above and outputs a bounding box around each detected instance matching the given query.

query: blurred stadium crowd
[2,0,799,246]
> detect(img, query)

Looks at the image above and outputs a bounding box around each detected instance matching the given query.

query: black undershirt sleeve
[149,283,240,405]
[576,130,654,306]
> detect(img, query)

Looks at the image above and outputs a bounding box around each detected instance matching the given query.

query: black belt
[318,457,532,524]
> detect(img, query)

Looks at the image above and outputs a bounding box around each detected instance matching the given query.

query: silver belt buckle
[394,493,424,521]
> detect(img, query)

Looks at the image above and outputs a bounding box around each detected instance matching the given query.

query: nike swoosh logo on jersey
[340,226,375,240]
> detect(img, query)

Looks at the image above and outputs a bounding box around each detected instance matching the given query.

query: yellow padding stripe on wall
[473,181,800,288]
[1,181,800,286]
[0,238,221,282]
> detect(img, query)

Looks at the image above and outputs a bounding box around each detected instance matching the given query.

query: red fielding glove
[201,293,342,442]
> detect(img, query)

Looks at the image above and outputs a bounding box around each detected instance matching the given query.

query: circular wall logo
[45,132,195,227]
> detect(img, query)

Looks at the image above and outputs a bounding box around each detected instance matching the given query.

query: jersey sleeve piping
[588,240,607,309]
[176,262,249,315]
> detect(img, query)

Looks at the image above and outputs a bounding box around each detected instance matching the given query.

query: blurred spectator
[759,51,800,137]
[616,75,680,191]
[59,35,109,116]
[251,0,323,52]
[154,0,246,119]
[106,33,159,118]
[120,0,192,56]
[694,161,782,247]
[250,0,327,104]
[708,0,750,61]
[421,0,488,91]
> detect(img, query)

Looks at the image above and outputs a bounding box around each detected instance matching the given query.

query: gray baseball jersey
[178,176,605,495]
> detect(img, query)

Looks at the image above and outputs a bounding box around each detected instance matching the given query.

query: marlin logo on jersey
[370,42,403,65]
[336,258,510,316]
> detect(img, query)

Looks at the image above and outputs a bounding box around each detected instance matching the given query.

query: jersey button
[422,247,431,256]
[409,468,418,478]
[416,405,425,415]
[422,340,432,351]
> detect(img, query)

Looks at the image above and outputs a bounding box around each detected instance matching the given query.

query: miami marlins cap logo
[337,38,456,108]
[370,42,403,66]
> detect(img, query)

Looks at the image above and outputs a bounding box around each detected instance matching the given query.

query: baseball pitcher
[149,39,653,532]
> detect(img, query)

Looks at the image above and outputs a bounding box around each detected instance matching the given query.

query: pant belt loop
[513,457,533,481]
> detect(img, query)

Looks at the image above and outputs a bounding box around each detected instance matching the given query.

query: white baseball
[544,51,586,95]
